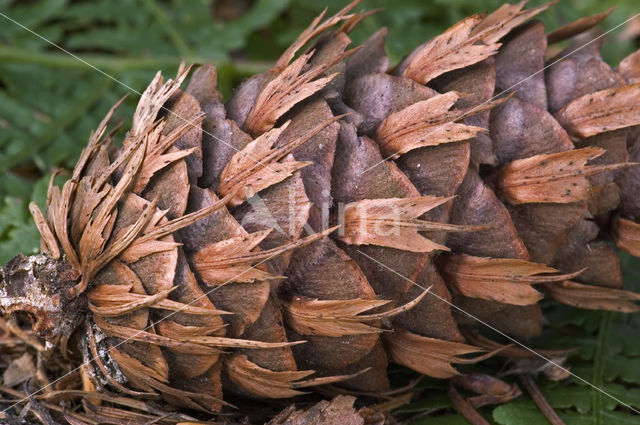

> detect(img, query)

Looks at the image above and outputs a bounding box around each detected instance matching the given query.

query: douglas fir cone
[2,1,640,423]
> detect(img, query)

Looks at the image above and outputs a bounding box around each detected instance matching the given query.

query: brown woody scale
[3,0,640,419]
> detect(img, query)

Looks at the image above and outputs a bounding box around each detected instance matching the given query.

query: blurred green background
[1,1,640,424]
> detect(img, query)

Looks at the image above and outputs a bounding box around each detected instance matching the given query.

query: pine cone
[3,1,640,422]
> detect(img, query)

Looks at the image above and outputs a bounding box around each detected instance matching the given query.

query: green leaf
[0,0,67,41]
[493,401,550,425]
[0,197,41,264]
[494,401,640,425]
